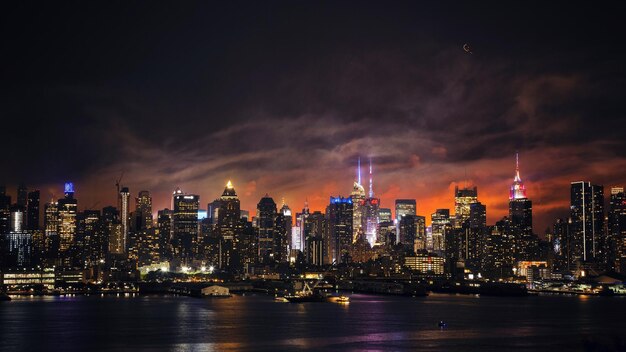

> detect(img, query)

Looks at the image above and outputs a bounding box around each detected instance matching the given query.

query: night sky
[2,1,626,233]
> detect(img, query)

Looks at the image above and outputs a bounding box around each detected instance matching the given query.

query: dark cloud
[1,1,626,232]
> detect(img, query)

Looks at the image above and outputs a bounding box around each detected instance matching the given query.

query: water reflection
[1,293,625,351]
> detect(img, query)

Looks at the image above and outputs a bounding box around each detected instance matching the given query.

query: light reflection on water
[1,293,625,351]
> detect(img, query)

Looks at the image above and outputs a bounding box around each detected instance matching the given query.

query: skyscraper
[509,153,533,235]
[172,188,199,266]
[454,186,478,228]
[276,202,292,263]
[305,210,326,265]
[156,208,173,261]
[292,200,309,252]
[0,186,12,237]
[119,186,130,252]
[570,181,604,264]
[256,194,277,263]
[6,205,32,267]
[135,190,153,231]
[16,183,28,208]
[395,199,416,221]
[44,200,59,259]
[395,199,416,243]
[462,202,486,265]
[217,181,243,269]
[274,208,290,264]
[350,158,366,242]
[326,196,353,264]
[379,208,392,223]
[58,182,77,254]
[608,187,626,272]
[362,159,380,245]
[27,190,40,231]
[431,209,450,254]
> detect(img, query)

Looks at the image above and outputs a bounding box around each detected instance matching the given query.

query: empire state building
[509,153,533,235]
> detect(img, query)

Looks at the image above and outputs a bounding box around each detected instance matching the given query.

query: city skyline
[1,152,624,234]
[2,4,626,350]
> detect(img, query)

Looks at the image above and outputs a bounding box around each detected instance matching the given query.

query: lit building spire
[510,152,527,200]
[226,180,233,189]
[357,157,362,185]
[368,158,373,198]
[514,152,521,182]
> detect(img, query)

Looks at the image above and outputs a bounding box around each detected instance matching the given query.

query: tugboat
[285,264,346,303]
[284,281,326,303]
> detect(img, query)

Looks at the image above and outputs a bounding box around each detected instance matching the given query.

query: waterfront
[1,293,625,351]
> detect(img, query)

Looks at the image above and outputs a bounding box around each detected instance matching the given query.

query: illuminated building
[431,209,450,254]
[274,210,290,263]
[350,158,366,243]
[461,202,486,269]
[377,221,396,246]
[404,254,445,275]
[119,186,130,252]
[293,200,310,252]
[362,197,379,245]
[509,154,534,260]
[57,182,77,254]
[326,196,353,264]
[516,261,550,281]
[135,190,153,230]
[207,199,221,225]
[608,187,626,273]
[395,199,417,221]
[399,215,417,249]
[256,194,277,263]
[570,181,604,263]
[0,268,55,290]
[172,188,199,266]
[5,205,32,267]
[101,206,122,257]
[27,190,40,231]
[362,159,380,245]
[277,202,292,261]
[217,181,244,269]
[156,209,173,261]
[305,210,326,265]
[108,222,124,255]
[0,186,11,237]
[481,220,515,279]
[454,186,477,228]
[76,210,99,262]
[395,199,416,243]
[43,200,59,262]
[130,191,156,266]
[379,208,392,223]
[81,209,104,266]
[551,218,572,271]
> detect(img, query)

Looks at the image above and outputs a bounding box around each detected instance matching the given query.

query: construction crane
[115,171,124,195]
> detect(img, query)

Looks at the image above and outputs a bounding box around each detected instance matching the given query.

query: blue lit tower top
[330,196,353,204]
[64,182,75,198]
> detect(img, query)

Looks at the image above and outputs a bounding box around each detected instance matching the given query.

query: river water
[1,293,625,351]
